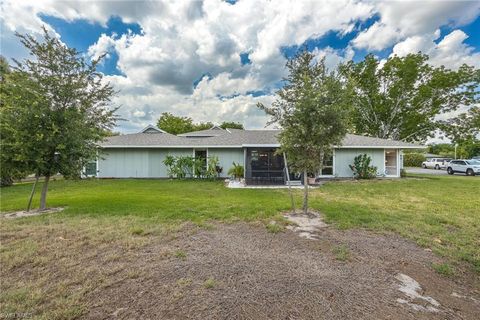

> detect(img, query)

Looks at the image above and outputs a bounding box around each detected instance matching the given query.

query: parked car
[422,158,452,170]
[447,159,480,176]
[472,156,480,160]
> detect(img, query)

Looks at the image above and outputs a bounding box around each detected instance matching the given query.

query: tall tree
[440,107,480,143]
[0,56,30,186]
[258,51,350,214]
[157,112,195,135]
[340,53,479,142]
[2,27,118,209]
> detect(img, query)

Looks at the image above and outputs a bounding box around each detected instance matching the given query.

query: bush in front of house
[163,155,220,179]
[403,152,426,167]
[349,154,377,179]
[227,162,244,180]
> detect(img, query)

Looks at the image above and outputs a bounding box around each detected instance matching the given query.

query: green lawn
[1,175,479,272]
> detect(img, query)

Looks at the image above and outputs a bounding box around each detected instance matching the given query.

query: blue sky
[1,0,479,132]
[39,15,143,75]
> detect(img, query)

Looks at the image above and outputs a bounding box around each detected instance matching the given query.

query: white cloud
[352,1,480,51]
[312,46,355,70]
[392,29,480,69]
[87,33,117,60]
[2,0,479,133]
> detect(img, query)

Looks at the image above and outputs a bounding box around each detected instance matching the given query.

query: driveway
[406,167,448,175]
[406,167,479,177]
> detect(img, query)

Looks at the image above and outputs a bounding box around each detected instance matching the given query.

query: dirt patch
[2,207,64,219]
[1,220,479,319]
[83,223,479,319]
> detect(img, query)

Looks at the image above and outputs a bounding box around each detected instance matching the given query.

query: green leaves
[349,154,377,179]
[156,112,244,134]
[227,162,244,180]
[0,28,118,203]
[259,50,350,175]
[340,53,479,142]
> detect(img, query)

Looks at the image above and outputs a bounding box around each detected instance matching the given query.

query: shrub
[227,162,244,180]
[163,155,176,178]
[403,152,426,167]
[400,168,407,178]
[205,156,220,179]
[163,155,221,179]
[349,154,377,179]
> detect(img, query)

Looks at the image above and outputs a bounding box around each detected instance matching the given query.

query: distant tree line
[157,112,244,135]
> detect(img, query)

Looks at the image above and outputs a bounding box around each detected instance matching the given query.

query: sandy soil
[84,221,479,320]
[2,207,64,219]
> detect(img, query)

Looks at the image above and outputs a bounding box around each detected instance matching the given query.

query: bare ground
[85,223,479,320]
[1,219,479,319]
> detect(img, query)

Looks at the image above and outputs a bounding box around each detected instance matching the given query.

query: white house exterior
[94,125,422,184]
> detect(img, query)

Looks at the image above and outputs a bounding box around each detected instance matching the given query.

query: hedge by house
[403,153,426,167]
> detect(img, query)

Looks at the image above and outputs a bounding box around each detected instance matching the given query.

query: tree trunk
[303,169,308,214]
[26,174,39,212]
[283,153,296,213]
[39,175,50,211]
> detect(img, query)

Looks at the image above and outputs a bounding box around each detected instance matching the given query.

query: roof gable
[140,125,166,134]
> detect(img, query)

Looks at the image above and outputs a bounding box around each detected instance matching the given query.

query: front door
[385,149,398,176]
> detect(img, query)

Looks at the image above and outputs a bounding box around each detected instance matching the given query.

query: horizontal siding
[98,148,194,178]
[208,148,244,178]
[98,148,243,178]
[98,149,149,178]
[335,149,385,178]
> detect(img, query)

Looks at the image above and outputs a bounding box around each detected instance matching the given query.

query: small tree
[258,51,350,214]
[2,28,118,210]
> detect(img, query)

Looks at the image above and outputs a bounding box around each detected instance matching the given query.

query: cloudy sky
[1,0,480,133]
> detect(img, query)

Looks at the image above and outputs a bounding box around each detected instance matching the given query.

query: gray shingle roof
[100,128,423,148]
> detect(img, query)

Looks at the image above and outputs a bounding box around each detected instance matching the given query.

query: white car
[422,158,451,170]
[447,159,480,176]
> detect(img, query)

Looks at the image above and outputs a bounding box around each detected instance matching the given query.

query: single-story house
[92,125,422,184]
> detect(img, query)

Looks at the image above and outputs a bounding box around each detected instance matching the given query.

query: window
[248,148,284,179]
[84,162,96,176]
[321,154,333,175]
